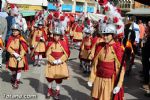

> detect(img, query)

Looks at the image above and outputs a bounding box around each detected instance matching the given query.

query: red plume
[104,6,109,12]
[117,25,122,29]
[98,0,108,6]
[113,17,119,23]
[60,15,65,21]
[87,20,90,25]
[10,4,15,9]
[104,16,108,23]
[48,14,53,20]
[53,11,60,19]
[116,7,121,13]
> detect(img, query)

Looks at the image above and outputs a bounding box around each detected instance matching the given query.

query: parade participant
[70,18,77,47]
[72,19,84,49]
[88,24,126,100]
[45,26,70,99]
[31,20,47,66]
[6,23,28,89]
[29,23,38,48]
[79,27,93,73]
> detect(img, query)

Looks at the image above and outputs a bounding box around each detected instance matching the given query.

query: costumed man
[31,20,47,66]
[88,24,126,100]
[70,16,77,47]
[45,26,70,100]
[79,27,93,73]
[6,23,28,89]
[28,22,38,48]
[72,19,84,49]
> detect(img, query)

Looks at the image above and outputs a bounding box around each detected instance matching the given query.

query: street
[0,49,149,100]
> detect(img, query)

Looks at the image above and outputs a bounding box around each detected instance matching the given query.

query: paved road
[0,49,149,100]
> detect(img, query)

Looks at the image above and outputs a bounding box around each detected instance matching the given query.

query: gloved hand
[40,37,45,42]
[87,81,93,87]
[113,86,120,94]
[57,59,62,64]
[17,57,22,61]
[31,45,34,49]
[13,52,20,58]
[53,60,58,65]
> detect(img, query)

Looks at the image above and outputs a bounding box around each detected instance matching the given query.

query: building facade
[48,0,97,13]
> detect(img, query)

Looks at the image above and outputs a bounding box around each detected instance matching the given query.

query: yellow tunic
[88,37,103,60]
[72,25,83,41]
[80,37,92,60]
[73,32,83,40]
[45,42,69,79]
[7,38,27,69]
[31,30,46,53]
[89,45,125,100]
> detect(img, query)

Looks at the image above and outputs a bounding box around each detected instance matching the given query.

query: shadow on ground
[124,61,150,100]
[0,70,11,83]
[24,78,48,96]
[62,85,92,100]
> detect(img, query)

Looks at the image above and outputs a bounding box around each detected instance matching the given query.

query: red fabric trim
[36,36,40,41]
[75,24,84,32]
[24,56,29,71]
[92,37,99,47]
[80,36,93,50]
[51,52,64,59]
[96,61,115,78]
[40,29,48,41]
[113,73,124,100]
[59,40,70,57]
[73,39,82,42]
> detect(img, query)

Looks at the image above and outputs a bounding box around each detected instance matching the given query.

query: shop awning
[126,8,150,16]
[20,10,36,17]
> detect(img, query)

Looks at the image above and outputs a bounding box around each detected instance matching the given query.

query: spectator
[142,21,150,97]
[138,20,145,49]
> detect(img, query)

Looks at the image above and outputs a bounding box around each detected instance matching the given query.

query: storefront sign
[48,3,56,10]
[76,5,83,12]
[17,5,43,11]
[87,6,94,13]
[62,4,72,11]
